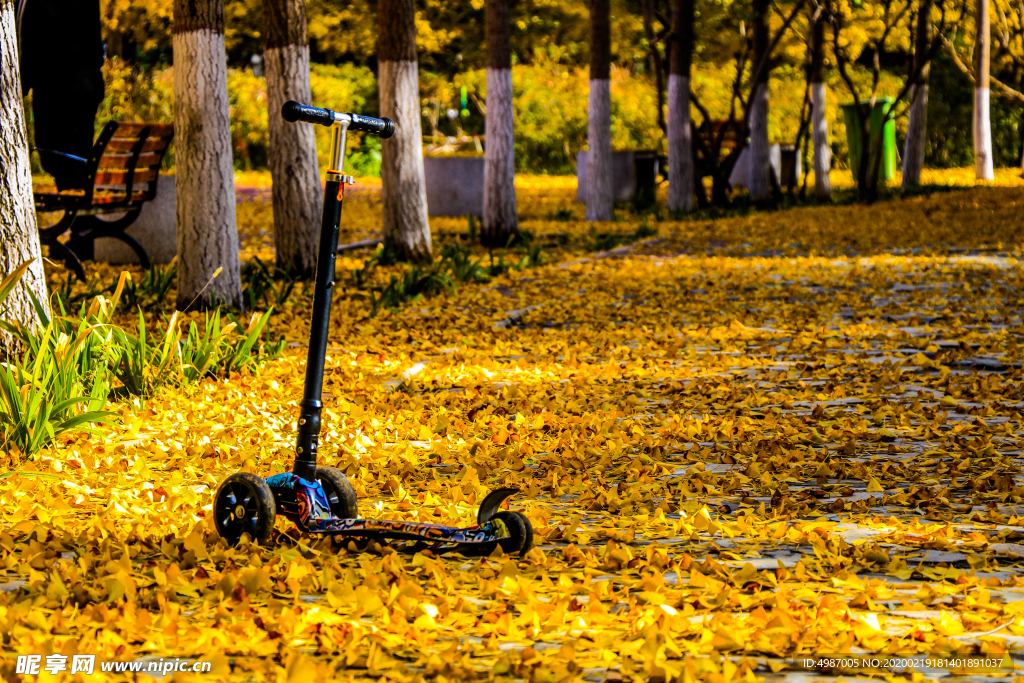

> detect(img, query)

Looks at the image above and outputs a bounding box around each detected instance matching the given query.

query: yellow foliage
[15,166,1024,679]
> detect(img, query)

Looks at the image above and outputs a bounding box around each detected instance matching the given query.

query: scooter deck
[266,472,518,545]
[292,516,506,544]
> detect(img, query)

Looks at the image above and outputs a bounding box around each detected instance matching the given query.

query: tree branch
[941,33,1024,102]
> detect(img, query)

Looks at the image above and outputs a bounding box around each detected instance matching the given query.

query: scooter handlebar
[281,101,395,139]
[281,101,333,126]
[348,113,396,138]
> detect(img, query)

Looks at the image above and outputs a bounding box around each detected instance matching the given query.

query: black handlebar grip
[281,101,333,126]
[283,101,395,138]
[348,114,396,139]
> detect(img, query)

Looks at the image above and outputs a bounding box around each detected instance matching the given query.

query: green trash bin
[841,98,897,182]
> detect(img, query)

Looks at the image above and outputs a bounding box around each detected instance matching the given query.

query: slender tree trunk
[586,0,613,221]
[903,0,932,186]
[483,0,518,246]
[173,0,242,311]
[0,2,48,350]
[974,0,994,180]
[667,0,695,212]
[749,0,772,200]
[810,13,832,197]
[641,0,666,133]
[378,0,431,262]
[263,0,322,278]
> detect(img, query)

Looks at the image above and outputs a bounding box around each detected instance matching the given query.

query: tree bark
[0,1,48,351]
[172,0,242,311]
[586,0,613,221]
[974,0,994,180]
[378,0,431,262]
[667,0,695,212]
[483,0,518,247]
[749,0,772,200]
[263,0,323,278]
[903,0,932,186]
[810,13,831,197]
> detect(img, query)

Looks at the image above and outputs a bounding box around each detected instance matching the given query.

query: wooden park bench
[691,119,800,192]
[693,119,744,179]
[34,121,174,280]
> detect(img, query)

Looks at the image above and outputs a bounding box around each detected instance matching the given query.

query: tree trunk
[173,0,242,311]
[483,0,518,247]
[810,13,831,198]
[974,0,994,180]
[667,0,695,212]
[263,0,322,278]
[378,0,431,262]
[586,0,613,221]
[0,2,48,351]
[903,0,931,186]
[748,0,772,200]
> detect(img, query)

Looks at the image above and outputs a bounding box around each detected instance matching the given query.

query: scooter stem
[294,122,349,481]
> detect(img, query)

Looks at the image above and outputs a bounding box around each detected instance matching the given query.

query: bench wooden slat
[94,169,159,186]
[104,138,169,153]
[35,118,173,280]
[98,152,164,169]
[109,122,174,136]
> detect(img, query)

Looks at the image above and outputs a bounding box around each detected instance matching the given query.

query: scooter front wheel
[214,472,276,545]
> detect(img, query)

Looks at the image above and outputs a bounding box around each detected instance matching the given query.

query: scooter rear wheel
[316,466,358,519]
[214,472,276,545]
[493,510,534,556]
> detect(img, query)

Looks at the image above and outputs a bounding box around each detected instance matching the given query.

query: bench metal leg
[65,213,152,270]
[66,228,95,262]
[112,232,151,270]
[45,240,86,282]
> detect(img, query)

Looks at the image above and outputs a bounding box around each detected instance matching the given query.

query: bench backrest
[85,121,174,206]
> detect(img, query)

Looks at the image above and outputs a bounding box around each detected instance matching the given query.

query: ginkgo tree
[683,0,808,205]
[940,0,1024,170]
[1,0,49,352]
[828,0,960,192]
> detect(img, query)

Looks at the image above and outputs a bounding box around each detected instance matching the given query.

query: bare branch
[941,32,1024,102]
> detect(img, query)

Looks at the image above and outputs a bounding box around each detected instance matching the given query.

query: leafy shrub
[110,303,283,398]
[241,257,297,311]
[369,267,455,315]
[99,59,175,167]
[923,53,1023,169]
[589,221,658,252]
[119,263,177,311]
[446,59,662,174]
[349,237,549,316]
[310,64,382,176]
[0,266,286,455]
[98,61,383,175]
[97,53,1018,178]
[228,69,270,170]
[0,262,113,457]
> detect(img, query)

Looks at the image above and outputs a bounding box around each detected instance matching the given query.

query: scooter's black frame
[213,102,532,555]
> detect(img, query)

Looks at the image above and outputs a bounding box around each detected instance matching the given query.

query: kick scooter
[213,101,533,556]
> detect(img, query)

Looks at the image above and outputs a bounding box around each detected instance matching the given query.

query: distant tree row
[2,0,1023,332]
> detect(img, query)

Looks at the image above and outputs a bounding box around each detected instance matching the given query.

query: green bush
[98,61,383,174]
[0,262,112,457]
[99,59,175,167]
[92,54,1021,178]
[0,266,285,456]
[924,53,1023,169]
[442,59,662,174]
[310,63,381,176]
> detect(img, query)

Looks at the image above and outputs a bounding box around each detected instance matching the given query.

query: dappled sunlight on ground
[8,169,1024,681]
